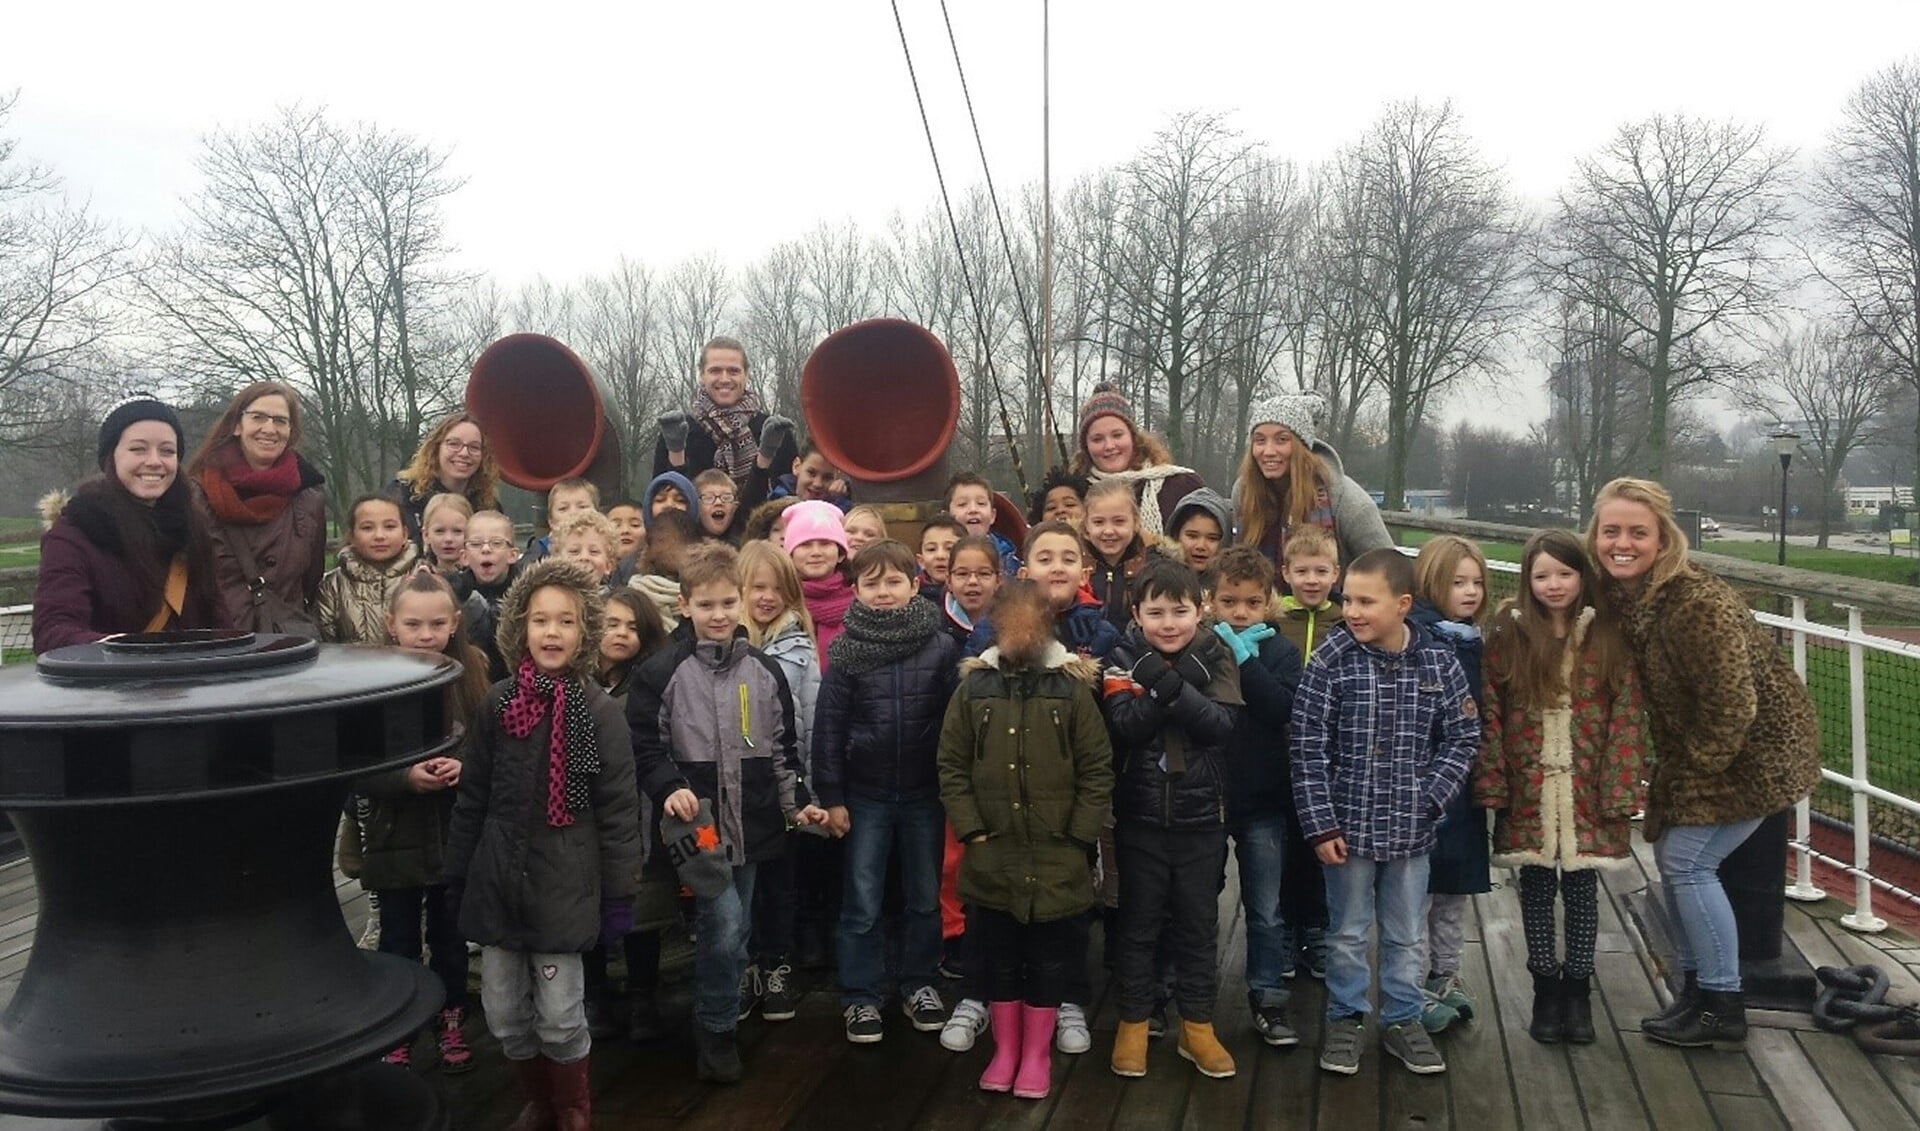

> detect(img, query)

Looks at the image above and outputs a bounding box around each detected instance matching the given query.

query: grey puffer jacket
[628,631,811,866]
[1232,439,1393,569]
[443,680,643,952]
[759,614,821,779]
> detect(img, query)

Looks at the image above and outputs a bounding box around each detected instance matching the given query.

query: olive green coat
[938,642,1114,924]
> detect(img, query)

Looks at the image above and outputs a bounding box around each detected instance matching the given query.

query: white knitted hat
[1247,390,1324,447]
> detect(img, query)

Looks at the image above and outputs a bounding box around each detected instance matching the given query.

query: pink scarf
[803,572,856,669]
[498,658,599,827]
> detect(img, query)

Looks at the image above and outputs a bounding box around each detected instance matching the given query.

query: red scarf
[197,445,303,525]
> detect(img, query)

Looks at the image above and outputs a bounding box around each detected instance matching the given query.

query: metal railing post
[1786,597,1826,902]
[1840,606,1888,933]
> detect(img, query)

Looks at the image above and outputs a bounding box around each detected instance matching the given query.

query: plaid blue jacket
[1289,620,1479,861]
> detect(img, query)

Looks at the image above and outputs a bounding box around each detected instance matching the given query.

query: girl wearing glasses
[391,412,501,546]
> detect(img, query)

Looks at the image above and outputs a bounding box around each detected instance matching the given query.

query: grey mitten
[658,410,692,453]
[759,413,796,455]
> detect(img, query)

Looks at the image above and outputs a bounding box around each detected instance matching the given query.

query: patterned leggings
[1518,865,1599,978]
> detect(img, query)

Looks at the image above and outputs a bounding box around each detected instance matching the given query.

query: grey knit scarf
[829,596,942,675]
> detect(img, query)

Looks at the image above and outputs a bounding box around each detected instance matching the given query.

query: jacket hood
[1408,599,1482,643]
[961,639,1100,685]
[641,471,699,531]
[494,557,606,680]
[1169,486,1232,539]
[336,541,422,583]
[38,489,69,530]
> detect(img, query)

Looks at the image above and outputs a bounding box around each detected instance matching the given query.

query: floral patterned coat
[1474,607,1647,869]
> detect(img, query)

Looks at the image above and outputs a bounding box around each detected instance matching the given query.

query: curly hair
[397,412,501,511]
[494,557,606,681]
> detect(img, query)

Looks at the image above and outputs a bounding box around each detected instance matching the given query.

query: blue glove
[599,897,635,946]
[1214,622,1275,666]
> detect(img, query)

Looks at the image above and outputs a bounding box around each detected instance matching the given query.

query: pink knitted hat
[782,499,850,556]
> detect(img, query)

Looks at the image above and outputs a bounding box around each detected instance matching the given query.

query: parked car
[1700,515,1722,537]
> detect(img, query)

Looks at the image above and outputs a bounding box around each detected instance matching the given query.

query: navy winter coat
[1409,601,1492,895]
[812,629,961,808]
[964,591,1121,663]
[1222,621,1304,825]
[1102,628,1243,829]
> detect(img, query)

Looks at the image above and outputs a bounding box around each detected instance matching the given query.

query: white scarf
[1088,462,1196,536]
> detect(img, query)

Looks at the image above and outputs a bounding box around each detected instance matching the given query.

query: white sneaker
[940,998,989,1051]
[1056,1001,1091,1054]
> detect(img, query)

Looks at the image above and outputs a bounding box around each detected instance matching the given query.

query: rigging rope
[935,0,1069,469]
[889,0,1031,500]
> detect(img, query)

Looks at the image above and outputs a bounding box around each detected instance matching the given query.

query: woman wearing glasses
[390,412,502,547]
[185,381,329,637]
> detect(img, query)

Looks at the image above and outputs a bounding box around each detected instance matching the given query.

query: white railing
[0,606,27,665]
[1404,550,1920,932]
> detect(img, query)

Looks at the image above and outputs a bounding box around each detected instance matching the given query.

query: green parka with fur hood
[938,641,1114,924]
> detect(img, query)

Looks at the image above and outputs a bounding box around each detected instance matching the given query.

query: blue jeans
[1323,854,1431,1024]
[1655,818,1763,992]
[1231,817,1291,1009]
[838,797,944,1007]
[694,863,758,1033]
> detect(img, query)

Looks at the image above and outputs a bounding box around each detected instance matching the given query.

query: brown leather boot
[548,1054,591,1131]
[505,1056,554,1131]
[1110,1019,1150,1077]
[1177,1019,1237,1078]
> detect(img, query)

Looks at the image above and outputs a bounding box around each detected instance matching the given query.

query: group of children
[311,440,1646,1123]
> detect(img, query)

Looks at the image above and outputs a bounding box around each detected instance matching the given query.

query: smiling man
[654,336,801,511]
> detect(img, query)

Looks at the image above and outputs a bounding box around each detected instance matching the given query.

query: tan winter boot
[1110,1019,1150,1077]
[1177,1019,1237,1078]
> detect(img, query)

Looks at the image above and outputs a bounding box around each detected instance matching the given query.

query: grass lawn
[1695,539,1920,587]
[1800,643,1920,843]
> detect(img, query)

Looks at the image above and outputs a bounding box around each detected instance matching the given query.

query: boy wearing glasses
[453,510,521,680]
[694,469,745,545]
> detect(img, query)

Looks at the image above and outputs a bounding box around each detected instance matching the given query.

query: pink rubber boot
[1014,1004,1058,1099]
[978,1001,1023,1093]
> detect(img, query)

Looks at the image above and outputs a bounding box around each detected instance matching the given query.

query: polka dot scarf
[498,658,599,827]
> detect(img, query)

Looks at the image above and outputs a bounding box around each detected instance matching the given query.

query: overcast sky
[6,0,1919,425]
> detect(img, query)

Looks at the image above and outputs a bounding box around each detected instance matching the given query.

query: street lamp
[1773,427,1799,568]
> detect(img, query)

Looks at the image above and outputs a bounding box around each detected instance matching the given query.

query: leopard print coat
[1607,565,1820,840]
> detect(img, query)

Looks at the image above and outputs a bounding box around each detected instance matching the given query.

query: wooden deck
[2,832,1919,1130]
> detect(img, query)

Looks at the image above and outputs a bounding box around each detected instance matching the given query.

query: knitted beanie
[1077,383,1136,444]
[1247,390,1324,448]
[782,499,849,556]
[97,392,184,471]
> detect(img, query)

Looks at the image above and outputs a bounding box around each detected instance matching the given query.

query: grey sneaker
[1055,1002,1091,1054]
[1252,1002,1299,1047]
[940,998,988,1052]
[737,964,762,1021]
[1383,1019,1447,1075]
[1319,1015,1365,1075]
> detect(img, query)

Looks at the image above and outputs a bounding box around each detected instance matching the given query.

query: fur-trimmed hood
[960,639,1101,686]
[38,489,69,530]
[495,557,607,681]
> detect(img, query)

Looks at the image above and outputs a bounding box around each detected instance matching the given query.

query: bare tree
[0,91,134,442]
[1809,58,1920,513]
[1541,113,1792,479]
[658,253,733,408]
[1741,321,1896,546]
[738,243,813,419]
[1333,100,1526,508]
[576,257,665,490]
[142,106,462,509]
[1537,287,1648,514]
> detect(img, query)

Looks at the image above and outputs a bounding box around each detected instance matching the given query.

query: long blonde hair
[1235,429,1330,553]
[737,540,816,648]
[1586,477,1690,593]
[1414,535,1491,629]
[397,412,501,510]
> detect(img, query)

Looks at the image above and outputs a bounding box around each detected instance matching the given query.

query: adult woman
[1587,477,1819,1049]
[1069,384,1204,539]
[33,393,218,652]
[186,382,328,636]
[1232,391,1390,569]
[390,412,501,545]
[653,336,798,510]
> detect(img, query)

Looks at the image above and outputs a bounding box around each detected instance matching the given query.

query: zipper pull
[738,682,756,749]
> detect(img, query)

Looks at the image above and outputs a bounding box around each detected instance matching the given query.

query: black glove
[1131,652,1184,704]
[1172,651,1212,690]
[758,413,796,455]
[657,410,692,453]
